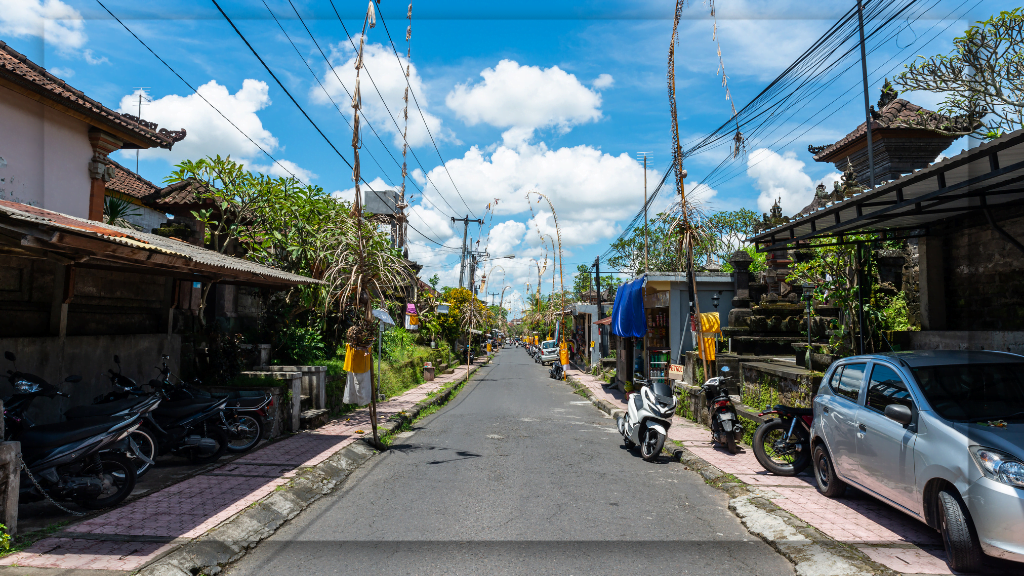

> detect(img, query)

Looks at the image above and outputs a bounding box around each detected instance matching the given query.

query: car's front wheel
[937,488,983,573]
[811,444,846,497]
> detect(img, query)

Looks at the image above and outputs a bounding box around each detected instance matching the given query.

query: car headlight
[971,446,1024,488]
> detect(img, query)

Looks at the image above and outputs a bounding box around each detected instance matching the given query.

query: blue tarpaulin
[611,275,647,338]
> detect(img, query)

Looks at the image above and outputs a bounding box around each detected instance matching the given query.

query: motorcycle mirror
[720,366,730,373]
[65,375,82,383]
[113,354,121,365]
[4,351,14,362]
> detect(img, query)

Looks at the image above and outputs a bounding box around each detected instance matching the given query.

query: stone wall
[943,215,1024,331]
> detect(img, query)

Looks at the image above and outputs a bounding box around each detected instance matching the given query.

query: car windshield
[541,342,556,349]
[911,362,1024,422]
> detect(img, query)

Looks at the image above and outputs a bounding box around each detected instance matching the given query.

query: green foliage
[102,194,141,229]
[573,263,593,299]
[0,524,9,552]
[428,274,440,289]
[607,208,761,274]
[720,245,767,275]
[895,9,1024,139]
[276,325,327,365]
[381,328,416,362]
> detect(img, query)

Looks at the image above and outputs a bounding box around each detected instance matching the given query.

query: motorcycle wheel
[225,414,264,453]
[76,453,137,510]
[129,427,158,478]
[725,432,740,454]
[189,425,229,464]
[640,428,665,461]
[753,420,810,476]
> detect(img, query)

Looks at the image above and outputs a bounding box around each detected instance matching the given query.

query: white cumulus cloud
[311,42,449,148]
[0,0,86,53]
[592,73,615,89]
[747,148,840,215]
[446,60,604,136]
[114,81,313,180]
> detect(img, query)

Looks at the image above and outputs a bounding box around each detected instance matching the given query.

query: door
[821,363,867,480]
[853,362,920,514]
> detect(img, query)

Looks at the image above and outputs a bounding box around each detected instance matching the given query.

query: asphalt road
[225,349,794,576]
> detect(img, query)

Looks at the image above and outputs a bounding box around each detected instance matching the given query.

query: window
[911,362,1024,422]
[866,364,914,413]
[834,364,866,402]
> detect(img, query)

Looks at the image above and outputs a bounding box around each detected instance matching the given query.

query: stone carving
[753,197,791,234]
[832,158,863,199]
[159,128,188,144]
[122,113,158,131]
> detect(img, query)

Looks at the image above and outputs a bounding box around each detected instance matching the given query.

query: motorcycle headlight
[971,446,1024,488]
[13,380,41,394]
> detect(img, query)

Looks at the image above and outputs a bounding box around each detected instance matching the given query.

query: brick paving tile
[0,360,483,571]
[856,546,951,575]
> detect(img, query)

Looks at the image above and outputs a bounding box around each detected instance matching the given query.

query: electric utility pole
[452,215,483,288]
[637,152,652,272]
[133,88,150,173]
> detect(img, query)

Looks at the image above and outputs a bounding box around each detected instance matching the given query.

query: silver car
[539,340,559,365]
[810,351,1024,572]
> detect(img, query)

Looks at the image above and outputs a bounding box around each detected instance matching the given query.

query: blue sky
[1,0,1012,317]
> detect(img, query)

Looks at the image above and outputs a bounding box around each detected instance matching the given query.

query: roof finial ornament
[878,78,898,110]
[839,157,864,198]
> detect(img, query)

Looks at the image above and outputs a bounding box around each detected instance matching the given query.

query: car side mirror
[884,404,913,426]
[4,351,14,362]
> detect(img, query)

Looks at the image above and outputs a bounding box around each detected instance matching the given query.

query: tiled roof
[811,98,937,160]
[105,159,160,200]
[0,199,320,287]
[152,179,209,208]
[0,41,184,149]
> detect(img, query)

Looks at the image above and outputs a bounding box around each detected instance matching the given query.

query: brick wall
[943,215,1024,330]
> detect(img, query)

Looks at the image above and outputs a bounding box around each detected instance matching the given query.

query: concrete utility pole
[594,257,607,358]
[452,215,483,288]
[857,0,875,188]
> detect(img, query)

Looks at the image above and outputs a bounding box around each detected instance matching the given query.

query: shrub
[277,325,327,365]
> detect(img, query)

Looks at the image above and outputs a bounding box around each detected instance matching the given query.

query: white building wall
[123,204,169,233]
[0,88,93,219]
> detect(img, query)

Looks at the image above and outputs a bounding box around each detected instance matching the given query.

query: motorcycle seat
[20,416,131,455]
[154,398,221,420]
[64,397,143,420]
[775,405,813,417]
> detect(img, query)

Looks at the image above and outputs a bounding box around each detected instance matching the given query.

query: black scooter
[63,355,162,476]
[702,365,744,454]
[3,352,141,509]
[752,404,813,476]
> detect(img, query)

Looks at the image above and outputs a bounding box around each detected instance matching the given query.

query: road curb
[139,362,488,576]
[561,373,895,576]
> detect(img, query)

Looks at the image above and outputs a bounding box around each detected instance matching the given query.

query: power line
[95,0,300,181]
[324,0,472,220]
[211,0,354,171]
[376,7,479,219]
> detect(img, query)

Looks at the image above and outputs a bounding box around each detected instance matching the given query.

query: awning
[611,275,646,338]
[749,128,1024,251]
[594,316,612,326]
[0,199,320,289]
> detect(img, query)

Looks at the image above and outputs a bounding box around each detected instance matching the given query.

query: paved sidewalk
[1,360,483,572]
[565,366,958,576]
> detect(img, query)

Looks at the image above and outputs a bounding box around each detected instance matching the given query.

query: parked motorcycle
[703,366,743,454]
[3,352,140,509]
[549,362,564,380]
[617,375,677,461]
[752,404,813,476]
[63,356,161,476]
[152,356,269,454]
[140,358,230,463]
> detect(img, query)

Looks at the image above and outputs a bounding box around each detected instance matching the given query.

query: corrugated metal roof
[0,199,320,286]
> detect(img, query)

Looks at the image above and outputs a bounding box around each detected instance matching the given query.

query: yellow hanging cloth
[698,312,722,361]
[344,344,372,374]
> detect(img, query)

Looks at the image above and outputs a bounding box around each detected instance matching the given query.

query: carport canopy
[748,129,1024,251]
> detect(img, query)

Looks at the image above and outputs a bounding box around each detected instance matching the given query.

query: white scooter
[617,375,678,461]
